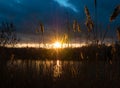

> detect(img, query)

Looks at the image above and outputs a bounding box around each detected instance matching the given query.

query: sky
[0,0,120,43]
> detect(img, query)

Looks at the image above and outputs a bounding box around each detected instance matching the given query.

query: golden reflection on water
[53,60,62,78]
[6,60,72,78]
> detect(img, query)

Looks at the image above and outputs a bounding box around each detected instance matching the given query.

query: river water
[0,59,120,88]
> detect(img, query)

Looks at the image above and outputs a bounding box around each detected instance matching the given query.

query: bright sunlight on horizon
[53,41,62,48]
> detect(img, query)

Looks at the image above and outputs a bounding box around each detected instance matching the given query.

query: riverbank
[0,45,120,88]
[0,44,120,62]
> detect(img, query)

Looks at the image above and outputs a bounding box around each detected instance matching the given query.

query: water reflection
[3,59,120,88]
[53,60,62,78]
[6,59,82,78]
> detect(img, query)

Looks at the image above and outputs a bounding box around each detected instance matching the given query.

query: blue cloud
[53,0,78,12]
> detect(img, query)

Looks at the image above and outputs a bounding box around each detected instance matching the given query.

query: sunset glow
[53,41,62,48]
[6,42,89,48]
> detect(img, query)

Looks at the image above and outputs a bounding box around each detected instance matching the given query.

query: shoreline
[0,45,120,62]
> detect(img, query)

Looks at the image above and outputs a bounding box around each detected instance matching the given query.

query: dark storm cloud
[0,0,120,35]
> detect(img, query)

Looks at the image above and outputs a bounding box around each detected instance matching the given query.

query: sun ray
[53,41,62,48]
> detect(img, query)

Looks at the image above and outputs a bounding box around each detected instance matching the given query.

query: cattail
[84,6,94,32]
[77,23,81,32]
[110,5,120,22]
[117,26,120,41]
[85,19,94,32]
[73,20,77,32]
[40,23,44,33]
[89,20,94,30]
[84,6,91,19]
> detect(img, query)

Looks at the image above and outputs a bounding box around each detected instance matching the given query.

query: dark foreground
[0,60,120,88]
[0,45,120,88]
